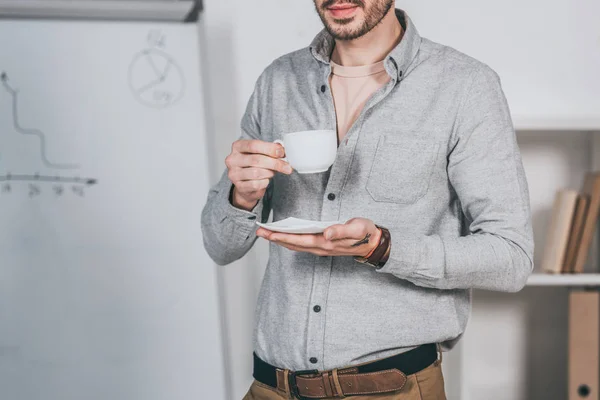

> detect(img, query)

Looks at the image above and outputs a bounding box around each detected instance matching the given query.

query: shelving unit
[527,273,600,287]
[443,128,600,400]
[513,117,600,132]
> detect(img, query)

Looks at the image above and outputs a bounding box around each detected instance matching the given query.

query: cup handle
[273,139,288,162]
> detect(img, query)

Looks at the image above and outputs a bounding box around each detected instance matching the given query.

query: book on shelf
[563,194,591,273]
[541,189,579,273]
[541,172,600,274]
[570,172,600,273]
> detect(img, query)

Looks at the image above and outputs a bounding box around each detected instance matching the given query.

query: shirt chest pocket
[366,136,440,204]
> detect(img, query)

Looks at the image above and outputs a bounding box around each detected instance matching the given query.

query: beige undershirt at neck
[329,59,391,143]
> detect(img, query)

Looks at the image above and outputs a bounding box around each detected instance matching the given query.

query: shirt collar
[309,9,421,81]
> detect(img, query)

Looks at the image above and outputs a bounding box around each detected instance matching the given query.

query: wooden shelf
[513,116,600,131]
[526,273,600,287]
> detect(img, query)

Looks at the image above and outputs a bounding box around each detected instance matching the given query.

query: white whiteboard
[400,0,600,129]
[0,20,226,400]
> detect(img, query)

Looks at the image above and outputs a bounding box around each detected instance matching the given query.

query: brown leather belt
[253,343,438,399]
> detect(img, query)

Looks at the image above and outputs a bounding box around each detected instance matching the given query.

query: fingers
[259,226,369,247]
[324,219,369,241]
[266,237,356,256]
[226,139,291,210]
[233,139,285,158]
[231,167,276,181]
[256,227,271,237]
[227,153,292,175]
[270,239,330,257]
[243,154,292,174]
[256,229,364,257]
[267,233,324,248]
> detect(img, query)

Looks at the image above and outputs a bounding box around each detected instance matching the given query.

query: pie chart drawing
[128,48,185,108]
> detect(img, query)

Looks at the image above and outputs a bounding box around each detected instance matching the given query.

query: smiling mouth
[326,3,360,19]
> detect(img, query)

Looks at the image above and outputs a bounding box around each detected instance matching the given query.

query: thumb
[325,220,367,241]
[323,224,345,241]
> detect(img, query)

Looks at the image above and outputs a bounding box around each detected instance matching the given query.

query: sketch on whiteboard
[0,72,97,198]
[1,72,78,169]
[128,30,185,109]
[0,173,97,197]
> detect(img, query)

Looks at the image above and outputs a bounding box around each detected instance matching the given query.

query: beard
[314,0,395,41]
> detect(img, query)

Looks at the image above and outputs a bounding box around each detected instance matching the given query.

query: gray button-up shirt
[201,10,534,372]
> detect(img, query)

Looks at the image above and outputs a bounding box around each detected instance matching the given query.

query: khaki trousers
[242,359,446,400]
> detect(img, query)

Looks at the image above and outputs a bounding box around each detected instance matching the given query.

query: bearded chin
[316,0,394,41]
[325,20,368,41]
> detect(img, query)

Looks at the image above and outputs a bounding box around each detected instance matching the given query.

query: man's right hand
[225,139,293,211]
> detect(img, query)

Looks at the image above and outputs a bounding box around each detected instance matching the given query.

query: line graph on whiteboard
[128,30,185,109]
[0,72,97,198]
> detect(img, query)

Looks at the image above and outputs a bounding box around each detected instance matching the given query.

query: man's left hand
[256,217,381,257]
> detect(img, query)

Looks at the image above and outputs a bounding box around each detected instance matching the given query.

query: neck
[331,8,403,67]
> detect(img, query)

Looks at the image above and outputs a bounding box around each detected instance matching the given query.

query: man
[202,0,534,398]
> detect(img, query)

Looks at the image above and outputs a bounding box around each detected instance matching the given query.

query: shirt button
[313,305,321,312]
[310,357,318,364]
[320,85,326,93]
[327,193,336,201]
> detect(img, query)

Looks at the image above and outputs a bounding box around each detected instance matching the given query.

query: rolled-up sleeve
[377,65,534,292]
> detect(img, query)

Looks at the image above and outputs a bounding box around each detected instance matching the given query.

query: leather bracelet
[354,226,391,269]
[379,230,391,266]
[370,226,391,268]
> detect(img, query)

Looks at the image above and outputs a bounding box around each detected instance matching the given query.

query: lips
[327,3,359,18]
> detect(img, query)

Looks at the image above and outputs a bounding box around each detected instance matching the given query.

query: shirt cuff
[216,184,265,242]
[375,232,426,278]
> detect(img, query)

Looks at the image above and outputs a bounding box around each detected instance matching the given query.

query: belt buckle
[288,369,319,400]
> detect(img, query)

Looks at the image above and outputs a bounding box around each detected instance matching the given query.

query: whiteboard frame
[0,0,202,22]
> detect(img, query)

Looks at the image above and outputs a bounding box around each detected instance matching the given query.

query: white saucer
[256,217,341,234]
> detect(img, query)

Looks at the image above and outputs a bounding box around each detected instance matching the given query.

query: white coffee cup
[274,129,337,174]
